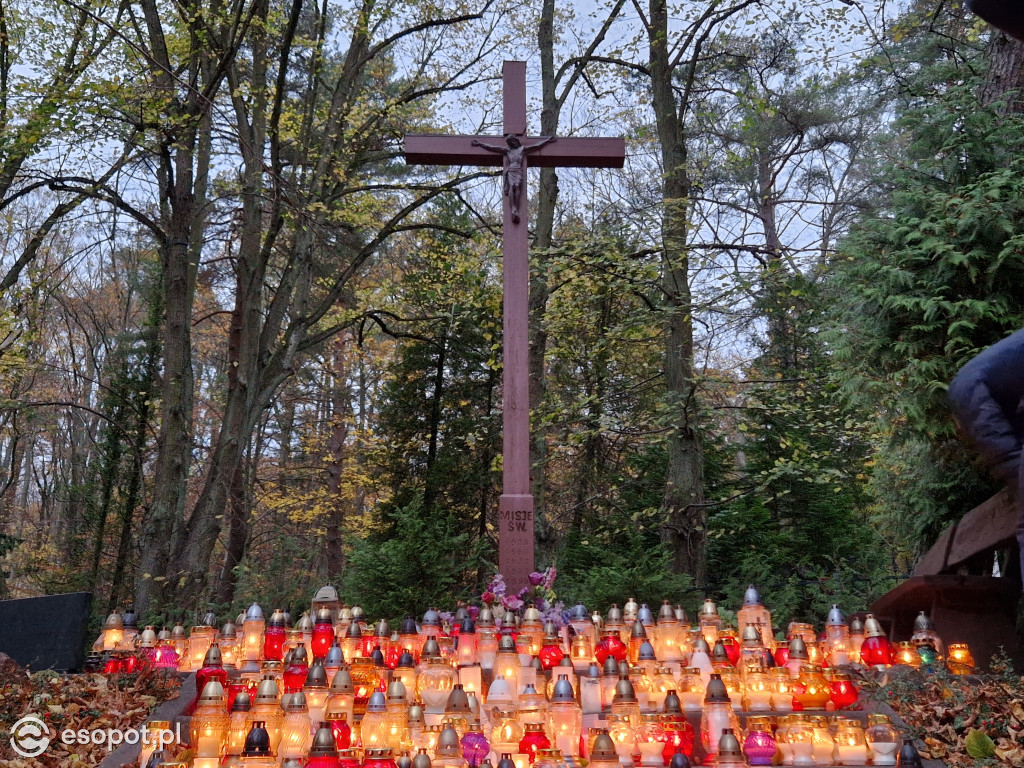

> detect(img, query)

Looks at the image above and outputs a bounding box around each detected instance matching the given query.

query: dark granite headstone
[0,592,93,671]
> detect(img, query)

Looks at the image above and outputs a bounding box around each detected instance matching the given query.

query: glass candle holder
[946,644,975,675]
[490,711,524,757]
[834,720,868,765]
[894,641,921,669]
[660,709,695,763]
[634,714,667,767]
[743,719,777,766]
[676,668,704,713]
[806,716,833,765]
[786,717,814,766]
[744,670,773,712]
[769,668,793,713]
[792,666,830,711]
[865,714,899,766]
[829,673,858,709]
[606,714,636,766]
[518,723,551,765]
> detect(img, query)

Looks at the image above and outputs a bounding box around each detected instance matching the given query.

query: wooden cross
[404,60,625,593]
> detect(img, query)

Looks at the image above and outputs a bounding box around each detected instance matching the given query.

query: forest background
[1,0,1022,630]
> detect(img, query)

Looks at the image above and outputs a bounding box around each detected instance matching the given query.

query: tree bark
[134,0,219,616]
[214,459,249,607]
[530,0,559,551]
[981,31,1024,113]
[325,333,351,582]
[647,0,706,584]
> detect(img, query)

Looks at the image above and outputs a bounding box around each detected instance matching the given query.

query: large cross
[404,60,625,594]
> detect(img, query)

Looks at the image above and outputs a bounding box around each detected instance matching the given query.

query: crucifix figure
[404,61,625,593]
[471,135,556,222]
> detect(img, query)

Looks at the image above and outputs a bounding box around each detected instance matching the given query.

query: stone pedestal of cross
[404,60,625,593]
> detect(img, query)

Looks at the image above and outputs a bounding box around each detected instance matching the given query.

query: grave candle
[191,680,229,759]
[458,618,480,667]
[655,601,684,663]
[865,714,899,765]
[579,663,603,715]
[478,609,499,670]
[743,718,777,766]
[460,665,483,699]
[834,720,868,765]
[699,675,739,759]
[264,610,287,661]
[946,643,974,674]
[634,714,667,767]
[859,615,893,668]
[606,714,635,767]
[305,658,331,725]
[313,609,336,660]
[829,673,858,709]
[280,691,312,760]
[494,636,522,696]
[307,724,344,768]
[225,691,252,758]
[490,711,524,758]
[546,676,582,757]
[238,721,277,768]
[362,691,391,749]
[137,720,171,768]
[743,670,772,712]
[698,599,722,644]
[588,732,623,768]
[676,668,704,713]
[251,677,284,755]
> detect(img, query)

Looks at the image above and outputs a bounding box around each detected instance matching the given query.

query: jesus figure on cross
[471,135,556,222]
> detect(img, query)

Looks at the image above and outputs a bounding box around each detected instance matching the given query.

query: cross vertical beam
[497,61,533,593]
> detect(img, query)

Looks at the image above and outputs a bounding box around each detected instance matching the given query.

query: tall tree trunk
[530,0,559,551]
[134,0,218,615]
[325,333,351,582]
[647,0,706,585]
[981,31,1024,113]
[168,0,274,604]
[423,331,448,515]
[215,459,248,607]
[756,151,797,374]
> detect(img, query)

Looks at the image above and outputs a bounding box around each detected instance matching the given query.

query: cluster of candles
[89,586,950,768]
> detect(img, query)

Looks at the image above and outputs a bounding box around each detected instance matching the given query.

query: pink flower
[529,572,544,586]
[543,566,557,589]
[467,606,480,620]
[501,595,524,611]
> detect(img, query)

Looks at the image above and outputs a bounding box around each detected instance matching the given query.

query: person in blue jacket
[948,328,1024,580]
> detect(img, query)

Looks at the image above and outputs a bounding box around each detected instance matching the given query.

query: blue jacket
[948,327,1024,482]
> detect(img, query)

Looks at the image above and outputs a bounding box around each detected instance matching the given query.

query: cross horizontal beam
[404,134,626,169]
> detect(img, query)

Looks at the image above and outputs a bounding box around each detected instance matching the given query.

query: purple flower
[529,571,544,586]
[487,573,507,596]
[467,605,480,620]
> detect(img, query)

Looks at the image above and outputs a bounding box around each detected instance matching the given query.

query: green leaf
[964,729,996,759]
